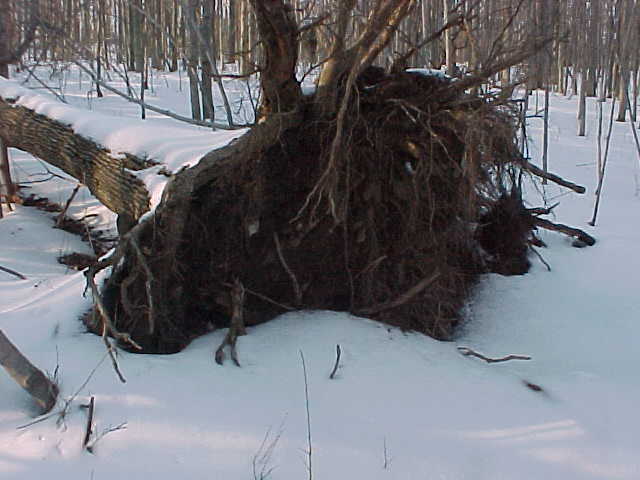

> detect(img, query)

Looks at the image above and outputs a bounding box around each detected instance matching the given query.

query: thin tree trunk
[200,0,215,121]
[578,70,587,136]
[542,85,550,183]
[186,0,202,121]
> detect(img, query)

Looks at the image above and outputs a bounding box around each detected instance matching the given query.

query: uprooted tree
[0,0,596,362]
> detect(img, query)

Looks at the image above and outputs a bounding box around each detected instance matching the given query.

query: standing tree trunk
[578,70,587,136]
[186,0,202,121]
[0,0,20,204]
[200,0,215,121]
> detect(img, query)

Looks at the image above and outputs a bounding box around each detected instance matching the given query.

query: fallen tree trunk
[0,329,59,413]
[0,93,153,220]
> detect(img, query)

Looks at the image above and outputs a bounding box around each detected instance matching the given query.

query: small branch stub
[457,346,531,363]
[329,344,341,379]
[0,264,27,280]
[82,396,95,450]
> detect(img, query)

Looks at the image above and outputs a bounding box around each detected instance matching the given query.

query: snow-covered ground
[1,66,639,479]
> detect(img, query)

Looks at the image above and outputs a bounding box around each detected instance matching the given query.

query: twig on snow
[0,264,27,280]
[85,422,127,454]
[329,344,341,379]
[299,350,313,480]
[457,346,531,363]
[529,245,551,271]
[82,396,95,449]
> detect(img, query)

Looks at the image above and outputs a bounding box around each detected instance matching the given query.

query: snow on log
[0,94,153,220]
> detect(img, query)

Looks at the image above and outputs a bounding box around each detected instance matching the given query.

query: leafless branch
[457,346,531,363]
[55,183,81,228]
[329,344,341,379]
[517,157,586,193]
[82,396,95,449]
[0,264,27,280]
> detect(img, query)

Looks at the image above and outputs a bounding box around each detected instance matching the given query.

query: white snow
[1,66,639,479]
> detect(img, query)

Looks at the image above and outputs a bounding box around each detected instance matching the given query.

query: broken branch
[0,264,27,280]
[518,158,587,193]
[329,344,341,379]
[517,158,586,193]
[457,346,531,363]
[82,396,95,450]
[534,217,596,246]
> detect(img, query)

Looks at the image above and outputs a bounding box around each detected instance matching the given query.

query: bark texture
[0,94,153,219]
[0,329,59,413]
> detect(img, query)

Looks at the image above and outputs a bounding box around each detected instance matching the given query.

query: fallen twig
[17,353,109,430]
[86,422,127,454]
[82,396,95,449]
[329,344,341,379]
[529,245,551,271]
[0,264,27,280]
[523,380,543,392]
[457,346,531,363]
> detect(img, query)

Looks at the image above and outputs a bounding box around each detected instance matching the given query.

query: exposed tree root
[214,279,246,366]
[87,69,595,354]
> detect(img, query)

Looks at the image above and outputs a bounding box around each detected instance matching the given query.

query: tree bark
[0,92,152,219]
[0,329,59,413]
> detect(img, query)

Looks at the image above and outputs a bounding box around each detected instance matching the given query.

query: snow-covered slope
[0,68,638,479]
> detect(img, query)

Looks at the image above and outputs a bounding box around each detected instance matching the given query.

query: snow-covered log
[0,94,153,220]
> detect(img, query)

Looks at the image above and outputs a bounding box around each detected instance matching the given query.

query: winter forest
[0,0,639,478]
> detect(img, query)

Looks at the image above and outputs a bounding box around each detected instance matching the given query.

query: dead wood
[0,91,153,220]
[329,344,341,379]
[82,396,95,449]
[0,264,27,280]
[457,346,532,363]
[517,157,586,194]
[534,217,596,246]
[0,328,59,413]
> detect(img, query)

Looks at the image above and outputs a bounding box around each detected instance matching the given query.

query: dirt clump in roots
[93,70,545,353]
